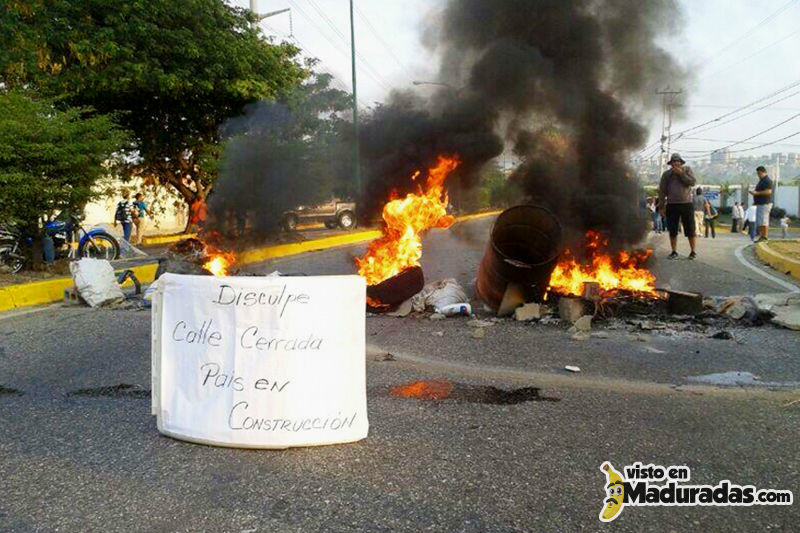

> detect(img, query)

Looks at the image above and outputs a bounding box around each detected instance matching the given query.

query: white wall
[84,178,188,235]
[775,185,799,216]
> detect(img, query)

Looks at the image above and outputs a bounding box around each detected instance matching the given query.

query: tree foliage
[0,91,127,229]
[1,0,308,208]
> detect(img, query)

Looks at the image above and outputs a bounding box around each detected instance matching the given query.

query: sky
[235,0,800,162]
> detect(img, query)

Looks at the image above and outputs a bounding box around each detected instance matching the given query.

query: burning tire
[338,211,356,230]
[366,265,424,312]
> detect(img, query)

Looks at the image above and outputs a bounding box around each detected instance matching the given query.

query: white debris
[564,365,581,373]
[591,331,609,339]
[69,258,125,307]
[435,302,471,316]
[432,331,444,337]
[429,313,446,320]
[411,278,467,312]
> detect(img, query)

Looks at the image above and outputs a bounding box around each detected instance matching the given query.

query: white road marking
[733,243,800,292]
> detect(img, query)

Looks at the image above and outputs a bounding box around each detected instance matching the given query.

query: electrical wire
[699,26,800,80]
[284,0,392,92]
[353,3,413,79]
[694,0,799,71]
[668,79,800,139]
[295,0,393,91]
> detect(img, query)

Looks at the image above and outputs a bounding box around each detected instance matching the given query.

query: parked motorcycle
[0,212,120,273]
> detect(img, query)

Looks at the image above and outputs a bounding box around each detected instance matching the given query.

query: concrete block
[667,289,703,316]
[514,303,541,321]
[558,297,587,323]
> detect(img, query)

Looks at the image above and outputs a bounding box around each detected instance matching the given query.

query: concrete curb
[0,210,502,312]
[0,263,159,313]
[141,233,197,245]
[756,239,800,281]
[140,222,325,245]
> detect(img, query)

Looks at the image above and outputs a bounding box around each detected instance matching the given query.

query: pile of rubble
[374,276,800,337]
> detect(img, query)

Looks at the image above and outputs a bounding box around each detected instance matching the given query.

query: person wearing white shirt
[731,202,742,233]
[743,204,757,241]
[780,215,790,239]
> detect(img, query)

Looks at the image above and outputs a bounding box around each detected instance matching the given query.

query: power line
[683,136,800,149]
[679,129,800,156]
[698,110,800,155]
[669,79,800,139]
[353,4,413,78]
[284,0,391,92]
[303,0,393,90]
[682,87,800,138]
[290,0,392,91]
[695,0,799,70]
[262,21,370,108]
[700,26,800,80]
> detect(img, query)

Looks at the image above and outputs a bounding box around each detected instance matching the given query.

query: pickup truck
[281,199,357,231]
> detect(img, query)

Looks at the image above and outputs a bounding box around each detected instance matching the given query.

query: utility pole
[350,0,361,198]
[656,88,682,169]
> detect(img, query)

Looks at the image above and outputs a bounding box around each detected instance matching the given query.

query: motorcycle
[0,212,120,273]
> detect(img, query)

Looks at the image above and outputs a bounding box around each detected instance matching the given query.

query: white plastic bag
[70,258,125,307]
[411,279,468,312]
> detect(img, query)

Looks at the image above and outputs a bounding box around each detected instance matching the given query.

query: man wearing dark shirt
[749,165,773,242]
[658,153,698,259]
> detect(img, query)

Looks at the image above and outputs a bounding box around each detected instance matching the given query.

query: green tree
[0,90,127,230]
[1,0,308,212]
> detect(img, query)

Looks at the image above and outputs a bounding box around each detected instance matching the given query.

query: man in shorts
[749,166,773,243]
[658,153,697,259]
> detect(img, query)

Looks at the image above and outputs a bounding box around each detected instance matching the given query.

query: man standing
[693,187,706,238]
[731,201,742,233]
[133,192,152,245]
[749,166,773,242]
[658,153,697,259]
[113,190,134,242]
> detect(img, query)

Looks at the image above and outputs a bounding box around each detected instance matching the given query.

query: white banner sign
[151,273,368,448]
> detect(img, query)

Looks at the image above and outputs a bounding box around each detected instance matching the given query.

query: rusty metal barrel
[476,205,562,311]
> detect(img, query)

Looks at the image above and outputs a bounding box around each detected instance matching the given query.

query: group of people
[656,154,784,259]
[114,190,152,244]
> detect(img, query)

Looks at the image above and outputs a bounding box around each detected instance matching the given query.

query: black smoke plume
[207,74,354,242]
[359,0,689,251]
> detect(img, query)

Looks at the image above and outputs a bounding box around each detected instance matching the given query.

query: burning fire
[356,155,460,285]
[203,253,234,276]
[201,238,236,277]
[548,231,657,297]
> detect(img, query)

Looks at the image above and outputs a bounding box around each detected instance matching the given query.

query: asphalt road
[1,216,798,532]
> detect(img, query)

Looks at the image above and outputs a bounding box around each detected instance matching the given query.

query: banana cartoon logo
[600,462,626,522]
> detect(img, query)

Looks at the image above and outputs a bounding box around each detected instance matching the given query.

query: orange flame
[548,230,657,297]
[201,241,236,277]
[356,155,460,285]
